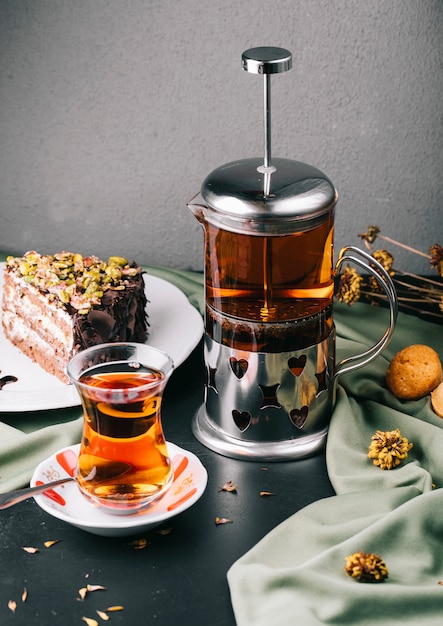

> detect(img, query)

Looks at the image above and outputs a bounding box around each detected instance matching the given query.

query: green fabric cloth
[0,409,84,491]
[228,303,443,625]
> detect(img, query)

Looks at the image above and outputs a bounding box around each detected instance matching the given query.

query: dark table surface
[0,341,335,625]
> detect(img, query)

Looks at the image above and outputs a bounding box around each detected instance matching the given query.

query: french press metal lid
[200,46,338,235]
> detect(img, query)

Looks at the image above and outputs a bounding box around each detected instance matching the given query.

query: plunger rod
[264,74,271,169]
[262,74,273,317]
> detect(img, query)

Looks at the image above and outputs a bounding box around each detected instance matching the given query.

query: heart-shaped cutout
[229,357,249,379]
[288,355,307,377]
[232,409,252,432]
[289,406,309,429]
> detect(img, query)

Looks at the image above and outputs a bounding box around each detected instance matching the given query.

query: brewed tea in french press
[188,47,397,461]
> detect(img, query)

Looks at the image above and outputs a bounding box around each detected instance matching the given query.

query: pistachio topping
[6,251,139,314]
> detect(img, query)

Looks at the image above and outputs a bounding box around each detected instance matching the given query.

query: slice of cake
[2,251,148,383]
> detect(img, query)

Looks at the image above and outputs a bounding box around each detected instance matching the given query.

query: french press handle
[333,246,398,380]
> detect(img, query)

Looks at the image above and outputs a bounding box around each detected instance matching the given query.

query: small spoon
[0,456,186,511]
[0,477,75,510]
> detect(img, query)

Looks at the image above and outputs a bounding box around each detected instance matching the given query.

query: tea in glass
[68,343,173,514]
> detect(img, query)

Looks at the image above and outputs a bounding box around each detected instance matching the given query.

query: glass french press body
[188,47,397,461]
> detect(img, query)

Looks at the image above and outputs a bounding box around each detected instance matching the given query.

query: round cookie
[386,344,442,401]
[431,381,443,418]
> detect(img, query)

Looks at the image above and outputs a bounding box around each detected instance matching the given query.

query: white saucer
[31,443,207,537]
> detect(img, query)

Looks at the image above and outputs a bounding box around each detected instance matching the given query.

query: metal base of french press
[192,334,334,462]
[192,406,328,461]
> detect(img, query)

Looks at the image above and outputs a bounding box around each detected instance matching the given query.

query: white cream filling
[2,310,71,362]
[2,275,75,352]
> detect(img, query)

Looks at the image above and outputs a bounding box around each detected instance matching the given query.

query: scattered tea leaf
[78,584,106,601]
[82,618,99,626]
[156,527,173,536]
[79,587,88,601]
[259,491,275,497]
[87,584,106,592]
[44,540,59,548]
[260,467,268,471]
[129,538,148,549]
[96,610,110,621]
[106,605,124,612]
[219,480,238,493]
[8,600,17,613]
[215,516,233,525]
[22,588,28,603]
[22,546,39,554]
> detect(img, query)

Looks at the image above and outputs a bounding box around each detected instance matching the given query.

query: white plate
[31,442,207,536]
[0,265,203,412]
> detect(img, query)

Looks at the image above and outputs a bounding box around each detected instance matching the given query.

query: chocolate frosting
[72,265,148,352]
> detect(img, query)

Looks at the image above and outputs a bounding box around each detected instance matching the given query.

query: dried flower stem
[340,226,443,318]
[393,269,443,290]
[360,290,443,320]
[373,233,430,259]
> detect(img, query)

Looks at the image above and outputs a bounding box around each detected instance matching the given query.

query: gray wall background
[0,0,442,275]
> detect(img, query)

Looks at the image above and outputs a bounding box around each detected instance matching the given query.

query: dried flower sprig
[368,428,413,470]
[359,225,432,259]
[336,226,443,319]
[336,265,363,305]
[344,550,388,583]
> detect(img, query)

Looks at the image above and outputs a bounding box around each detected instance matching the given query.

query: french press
[188,47,397,461]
